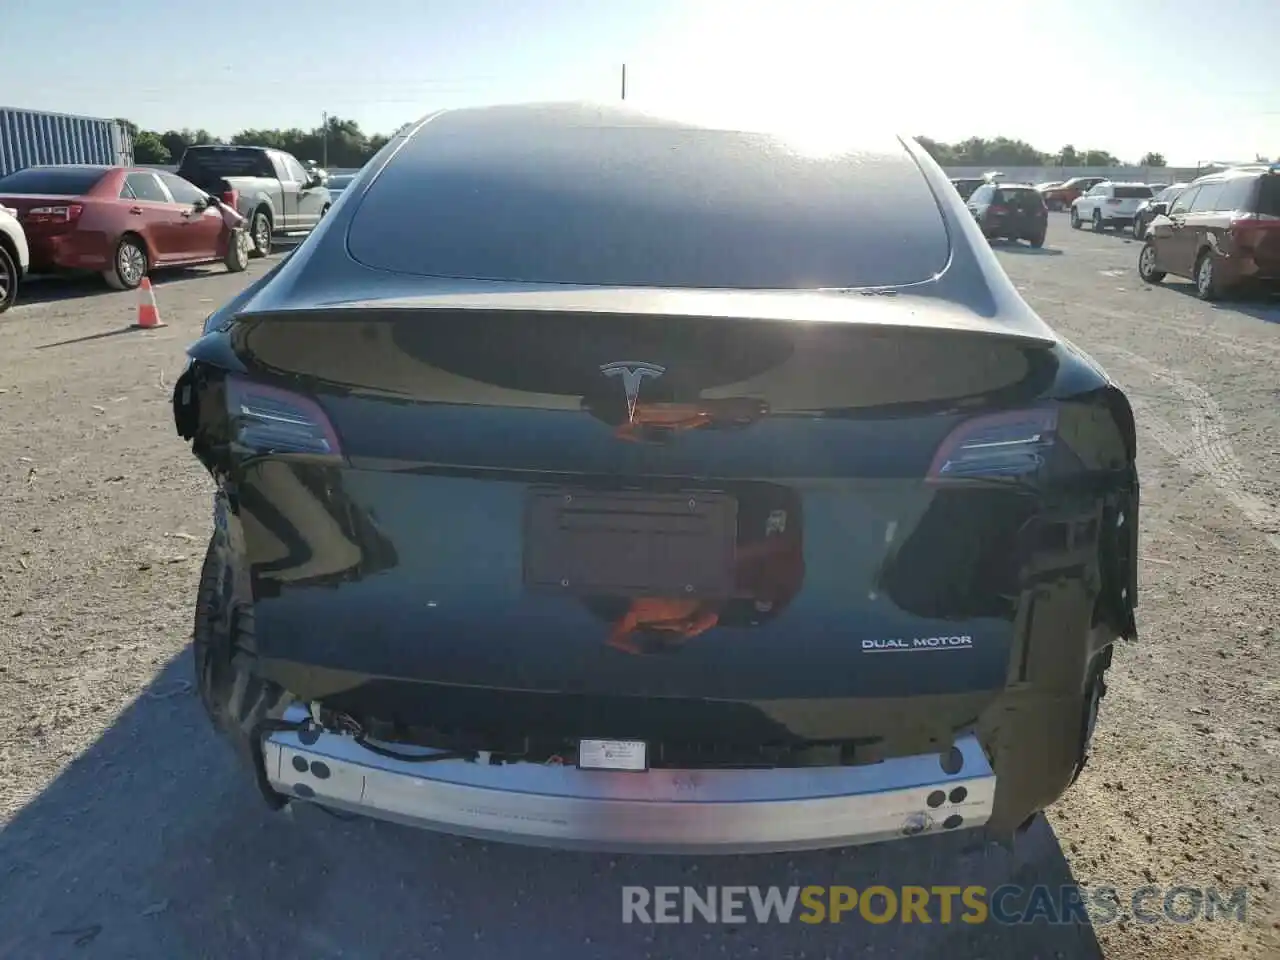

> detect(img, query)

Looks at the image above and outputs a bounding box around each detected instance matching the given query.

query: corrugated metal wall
[0,107,134,177]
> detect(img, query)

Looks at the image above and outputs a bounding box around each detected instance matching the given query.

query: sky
[2,0,1277,167]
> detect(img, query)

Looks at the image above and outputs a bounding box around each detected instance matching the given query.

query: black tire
[1194,249,1221,301]
[1132,217,1146,241]
[1091,209,1105,233]
[1028,232,1046,249]
[195,521,290,806]
[1070,207,1081,229]
[103,234,147,290]
[249,209,272,258]
[224,227,250,273]
[1137,240,1165,283]
[0,244,18,314]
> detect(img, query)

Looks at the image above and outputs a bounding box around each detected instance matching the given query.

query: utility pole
[621,64,626,101]
[321,111,328,168]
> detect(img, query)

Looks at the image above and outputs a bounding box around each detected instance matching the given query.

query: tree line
[121,118,1174,170]
[118,116,396,168]
[915,136,1168,168]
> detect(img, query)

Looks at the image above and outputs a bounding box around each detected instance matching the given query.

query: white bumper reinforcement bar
[262,707,996,854]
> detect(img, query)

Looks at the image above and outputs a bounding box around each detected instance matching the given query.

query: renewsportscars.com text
[621,885,1249,926]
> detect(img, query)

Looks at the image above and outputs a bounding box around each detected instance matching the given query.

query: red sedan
[0,164,248,290]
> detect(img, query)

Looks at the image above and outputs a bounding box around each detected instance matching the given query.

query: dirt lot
[1,222,1277,959]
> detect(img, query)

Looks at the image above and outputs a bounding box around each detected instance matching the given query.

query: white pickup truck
[1070,182,1155,233]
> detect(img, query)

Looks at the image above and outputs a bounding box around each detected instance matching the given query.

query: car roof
[1191,166,1267,184]
[1187,171,1259,185]
[18,164,114,173]
[343,102,952,291]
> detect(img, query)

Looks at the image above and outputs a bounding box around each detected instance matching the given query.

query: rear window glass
[347,109,951,290]
[0,166,106,195]
[994,188,1039,203]
[177,147,273,179]
[1113,186,1153,199]
[1256,176,1280,216]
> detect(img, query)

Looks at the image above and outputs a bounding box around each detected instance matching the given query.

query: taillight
[1228,214,1280,249]
[221,188,239,209]
[927,408,1058,482]
[25,203,83,225]
[224,375,342,458]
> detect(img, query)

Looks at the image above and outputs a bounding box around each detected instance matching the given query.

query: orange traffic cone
[132,277,166,330]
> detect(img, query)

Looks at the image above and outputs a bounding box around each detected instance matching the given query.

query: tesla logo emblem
[599,361,665,421]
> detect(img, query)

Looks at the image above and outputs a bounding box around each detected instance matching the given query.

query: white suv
[1070,182,1155,233]
[0,202,30,314]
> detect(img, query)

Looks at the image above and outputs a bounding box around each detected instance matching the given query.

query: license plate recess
[524,489,738,599]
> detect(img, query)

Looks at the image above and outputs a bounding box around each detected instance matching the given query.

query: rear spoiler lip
[227,288,1060,349]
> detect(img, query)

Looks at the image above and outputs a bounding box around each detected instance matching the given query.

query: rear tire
[1091,209,1105,233]
[1070,207,1081,229]
[1194,249,1221,301]
[1132,217,1146,241]
[0,245,18,314]
[1029,232,1046,249]
[103,234,147,290]
[195,521,291,807]
[249,209,272,258]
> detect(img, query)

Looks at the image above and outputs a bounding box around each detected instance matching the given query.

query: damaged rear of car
[173,103,1138,854]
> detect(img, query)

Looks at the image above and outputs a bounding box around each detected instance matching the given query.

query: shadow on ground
[990,239,1064,256]
[15,241,300,309]
[0,653,1104,960]
[1159,281,1280,324]
[16,269,227,307]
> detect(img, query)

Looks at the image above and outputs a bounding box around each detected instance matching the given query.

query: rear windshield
[177,147,273,179]
[1113,186,1153,199]
[0,166,107,195]
[1257,176,1280,216]
[994,188,1040,203]
[348,110,950,289]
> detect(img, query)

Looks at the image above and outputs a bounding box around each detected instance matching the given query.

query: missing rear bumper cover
[261,706,996,853]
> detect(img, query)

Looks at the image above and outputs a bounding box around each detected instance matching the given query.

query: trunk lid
[204,299,1083,745]
[0,194,88,235]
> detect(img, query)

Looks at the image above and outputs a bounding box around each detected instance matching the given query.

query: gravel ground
[0,221,1277,959]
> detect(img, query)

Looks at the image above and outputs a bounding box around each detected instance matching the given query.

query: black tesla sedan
[174,102,1139,854]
